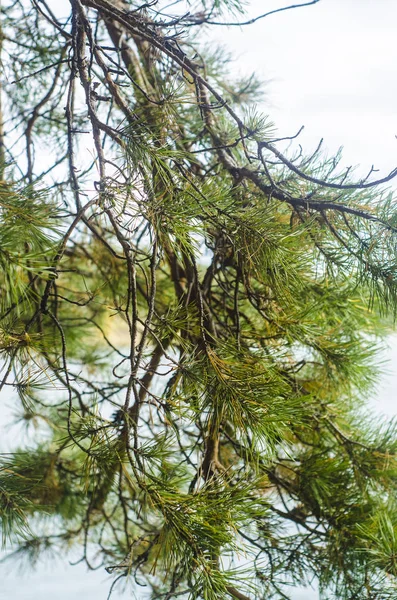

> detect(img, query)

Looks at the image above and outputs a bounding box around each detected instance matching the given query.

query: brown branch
[226,586,252,600]
[190,0,320,27]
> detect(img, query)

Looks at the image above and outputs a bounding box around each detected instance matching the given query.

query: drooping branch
[187,0,321,26]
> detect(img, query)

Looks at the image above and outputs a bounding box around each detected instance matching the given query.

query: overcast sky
[1,1,397,598]
[218,0,397,172]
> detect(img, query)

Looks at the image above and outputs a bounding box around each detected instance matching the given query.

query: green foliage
[0,181,59,311]
[1,1,397,599]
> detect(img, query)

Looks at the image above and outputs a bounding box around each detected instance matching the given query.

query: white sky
[1,1,397,598]
[219,0,397,175]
